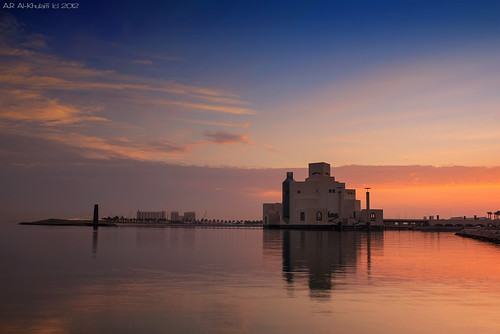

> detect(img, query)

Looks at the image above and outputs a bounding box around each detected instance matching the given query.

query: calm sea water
[1,223,500,334]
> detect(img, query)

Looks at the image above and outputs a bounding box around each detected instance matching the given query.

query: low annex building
[263,162,383,230]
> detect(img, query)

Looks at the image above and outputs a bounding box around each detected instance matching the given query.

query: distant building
[137,210,166,221]
[171,211,180,222]
[263,162,383,230]
[184,212,196,222]
[263,203,282,225]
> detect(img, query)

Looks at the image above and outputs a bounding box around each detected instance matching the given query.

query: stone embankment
[456,228,500,244]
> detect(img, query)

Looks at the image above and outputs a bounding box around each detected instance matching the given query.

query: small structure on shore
[93,204,99,230]
[263,162,383,230]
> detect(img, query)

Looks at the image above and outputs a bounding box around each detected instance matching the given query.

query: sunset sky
[1,1,500,221]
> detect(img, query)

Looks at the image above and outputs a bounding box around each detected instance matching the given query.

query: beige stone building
[263,162,383,230]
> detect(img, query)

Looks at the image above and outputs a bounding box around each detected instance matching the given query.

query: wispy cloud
[204,131,249,145]
[0,90,107,125]
[170,117,250,128]
[264,145,285,154]
[163,101,256,115]
[0,13,256,163]
[133,59,153,65]
[42,132,191,161]
[242,187,281,200]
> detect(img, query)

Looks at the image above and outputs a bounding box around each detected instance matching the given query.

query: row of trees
[487,211,500,219]
[101,216,262,224]
[195,219,263,225]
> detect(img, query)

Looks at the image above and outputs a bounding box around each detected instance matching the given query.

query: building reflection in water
[263,230,384,299]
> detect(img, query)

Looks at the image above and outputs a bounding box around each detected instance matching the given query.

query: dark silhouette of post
[365,188,371,210]
[93,204,99,230]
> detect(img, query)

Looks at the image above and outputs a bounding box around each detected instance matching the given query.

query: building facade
[263,162,383,229]
[170,211,180,222]
[136,210,167,221]
[183,212,196,222]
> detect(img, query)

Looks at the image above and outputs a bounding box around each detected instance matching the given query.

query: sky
[1,0,500,222]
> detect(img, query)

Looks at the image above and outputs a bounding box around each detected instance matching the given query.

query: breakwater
[456,228,500,244]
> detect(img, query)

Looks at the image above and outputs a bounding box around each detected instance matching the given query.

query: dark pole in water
[93,204,99,230]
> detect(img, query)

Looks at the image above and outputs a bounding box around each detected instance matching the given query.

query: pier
[384,217,500,230]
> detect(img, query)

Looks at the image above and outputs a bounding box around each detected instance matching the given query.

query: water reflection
[135,227,166,248]
[3,225,500,334]
[264,230,384,298]
[92,230,98,258]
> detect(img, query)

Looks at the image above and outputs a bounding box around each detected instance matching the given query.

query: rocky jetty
[456,228,500,244]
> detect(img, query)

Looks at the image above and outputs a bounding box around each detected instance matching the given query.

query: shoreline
[18,219,470,231]
[18,218,263,228]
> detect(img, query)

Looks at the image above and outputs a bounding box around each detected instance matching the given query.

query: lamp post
[365,188,371,210]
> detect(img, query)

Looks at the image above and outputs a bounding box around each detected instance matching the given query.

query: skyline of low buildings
[135,210,197,222]
[136,210,167,221]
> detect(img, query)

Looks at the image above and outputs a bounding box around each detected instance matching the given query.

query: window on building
[298,190,301,194]
[300,212,305,221]
[328,212,338,219]
[316,211,322,221]
[370,212,376,221]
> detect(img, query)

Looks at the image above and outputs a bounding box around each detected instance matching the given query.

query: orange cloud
[169,117,250,128]
[193,94,253,105]
[0,14,256,163]
[33,132,191,161]
[0,90,107,125]
[0,13,254,111]
[243,187,282,200]
[264,145,285,154]
[163,100,256,115]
